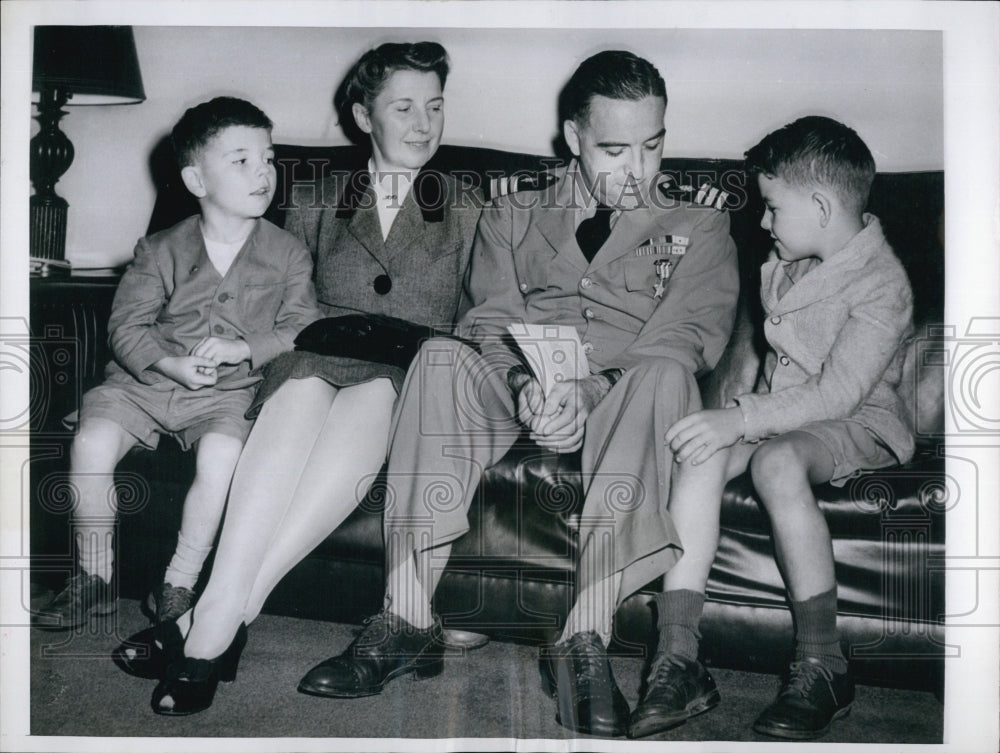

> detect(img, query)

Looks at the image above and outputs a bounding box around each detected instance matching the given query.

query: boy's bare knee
[70,422,127,471]
[749,439,808,495]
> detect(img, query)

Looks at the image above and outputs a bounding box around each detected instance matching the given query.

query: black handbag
[294,313,478,369]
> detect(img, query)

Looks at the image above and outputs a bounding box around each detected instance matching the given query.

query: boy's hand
[666,407,744,465]
[151,355,219,390]
[191,336,251,366]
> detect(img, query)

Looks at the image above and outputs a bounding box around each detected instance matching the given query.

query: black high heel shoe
[112,621,185,680]
[150,623,248,716]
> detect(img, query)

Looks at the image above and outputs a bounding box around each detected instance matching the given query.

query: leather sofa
[29,143,946,693]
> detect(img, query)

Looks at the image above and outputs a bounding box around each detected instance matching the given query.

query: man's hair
[171,96,273,168]
[744,115,876,212]
[559,50,666,125]
[336,41,450,114]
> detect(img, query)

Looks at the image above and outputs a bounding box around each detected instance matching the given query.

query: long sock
[74,519,114,583]
[163,532,213,590]
[654,589,704,666]
[791,587,847,674]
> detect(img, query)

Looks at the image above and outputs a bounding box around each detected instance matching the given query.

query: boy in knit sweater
[629,116,914,740]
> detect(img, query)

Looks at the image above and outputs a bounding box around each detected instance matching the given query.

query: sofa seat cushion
[719,450,946,540]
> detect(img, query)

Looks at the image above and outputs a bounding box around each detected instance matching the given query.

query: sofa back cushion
[145,143,945,441]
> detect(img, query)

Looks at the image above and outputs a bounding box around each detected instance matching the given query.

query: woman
[127,41,481,715]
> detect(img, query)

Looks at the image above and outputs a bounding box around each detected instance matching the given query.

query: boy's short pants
[793,418,898,487]
[80,373,255,451]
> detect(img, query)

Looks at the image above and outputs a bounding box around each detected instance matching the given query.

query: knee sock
[654,589,705,666]
[74,520,114,584]
[791,587,848,674]
[163,532,214,590]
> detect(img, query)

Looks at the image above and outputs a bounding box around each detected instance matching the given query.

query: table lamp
[31,25,146,265]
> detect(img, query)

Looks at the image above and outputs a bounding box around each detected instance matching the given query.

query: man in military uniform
[297,50,739,738]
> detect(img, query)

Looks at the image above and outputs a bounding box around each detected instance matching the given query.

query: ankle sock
[654,589,705,666]
[74,520,114,583]
[791,587,848,674]
[163,532,214,590]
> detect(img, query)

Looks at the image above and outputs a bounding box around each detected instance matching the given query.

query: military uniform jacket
[285,163,482,330]
[106,215,319,391]
[459,163,739,376]
[736,214,915,463]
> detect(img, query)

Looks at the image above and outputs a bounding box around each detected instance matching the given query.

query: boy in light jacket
[629,116,914,740]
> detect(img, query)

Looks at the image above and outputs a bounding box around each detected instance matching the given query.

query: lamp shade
[32,26,145,104]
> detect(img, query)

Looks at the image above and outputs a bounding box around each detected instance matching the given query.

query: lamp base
[30,194,68,262]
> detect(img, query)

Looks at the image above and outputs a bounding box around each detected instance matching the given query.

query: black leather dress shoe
[753,657,855,739]
[628,655,721,738]
[541,631,630,737]
[297,611,445,698]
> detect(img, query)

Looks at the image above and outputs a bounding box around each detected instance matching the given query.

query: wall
[43,27,942,268]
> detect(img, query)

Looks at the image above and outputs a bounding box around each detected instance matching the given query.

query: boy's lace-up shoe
[540,631,631,737]
[32,573,117,630]
[147,582,195,624]
[753,657,855,739]
[297,610,445,698]
[628,655,721,738]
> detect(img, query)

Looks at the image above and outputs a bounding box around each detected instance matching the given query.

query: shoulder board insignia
[488,171,558,200]
[657,180,731,211]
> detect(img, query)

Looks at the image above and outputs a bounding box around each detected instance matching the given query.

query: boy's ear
[563,119,581,158]
[180,165,207,199]
[352,102,373,135]
[812,190,833,228]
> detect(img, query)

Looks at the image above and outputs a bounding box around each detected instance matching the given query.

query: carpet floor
[29,598,943,744]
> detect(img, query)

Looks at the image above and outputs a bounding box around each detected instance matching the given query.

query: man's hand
[151,355,219,390]
[665,407,744,465]
[528,374,609,454]
[191,336,251,366]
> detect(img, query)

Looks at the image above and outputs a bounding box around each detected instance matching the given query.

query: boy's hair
[171,96,273,168]
[559,50,667,126]
[336,41,449,115]
[744,115,876,213]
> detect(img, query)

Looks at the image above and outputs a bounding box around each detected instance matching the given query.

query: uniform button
[584,308,595,319]
[218,293,230,303]
[519,283,529,293]
[214,324,224,335]
[582,342,594,355]
[770,316,781,325]
[779,355,790,366]
[580,277,593,289]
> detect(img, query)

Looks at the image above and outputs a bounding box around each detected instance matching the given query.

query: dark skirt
[246,350,405,419]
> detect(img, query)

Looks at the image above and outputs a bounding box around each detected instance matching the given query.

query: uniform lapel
[587,205,659,270]
[535,168,588,273]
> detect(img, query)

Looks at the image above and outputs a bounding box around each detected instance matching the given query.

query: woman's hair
[336,42,449,114]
